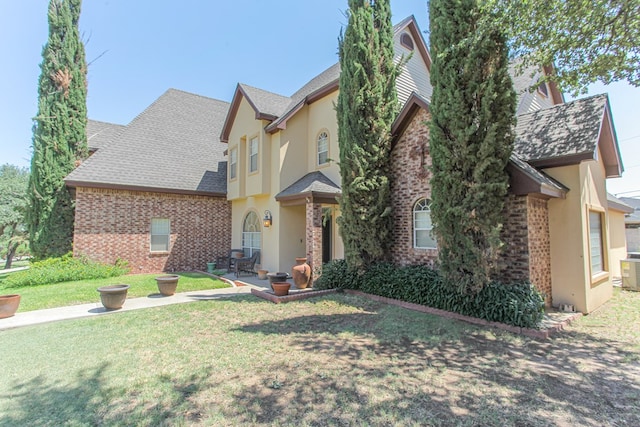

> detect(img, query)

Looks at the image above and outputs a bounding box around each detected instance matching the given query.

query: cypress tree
[336,0,400,271]
[27,0,88,259]
[428,0,516,294]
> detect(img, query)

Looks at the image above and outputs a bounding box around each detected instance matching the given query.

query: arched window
[317,131,329,165]
[401,32,414,51]
[414,199,436,249]
[242,211,261,256]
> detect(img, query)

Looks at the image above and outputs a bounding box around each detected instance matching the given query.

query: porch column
[306,202,323,277]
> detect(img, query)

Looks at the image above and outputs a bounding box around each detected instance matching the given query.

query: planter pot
[0,294,21,319]
[257,269,268,280]
[206,262,216,274]
[267,272,289,289]
[155,275,180,296]
[292,257,311,289]
[97,285,130,310]
[272,282,291,297]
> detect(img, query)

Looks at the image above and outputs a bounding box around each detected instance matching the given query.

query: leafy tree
[0,165,30,269]
[429,0,516,294]
[484,0,640,94]
[336,0,400,270]
[27,0,88,259]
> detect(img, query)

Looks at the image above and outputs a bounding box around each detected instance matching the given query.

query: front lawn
[0,272,229,312]
[0,289,638,426]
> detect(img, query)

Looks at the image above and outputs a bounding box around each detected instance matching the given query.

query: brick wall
[526,196,552,304]
[389,108,438,266]
[73,187,231,273]
[498,194,552,305]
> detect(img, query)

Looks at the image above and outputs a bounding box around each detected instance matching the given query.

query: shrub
[316,260,545,328]
[2,253,129,288]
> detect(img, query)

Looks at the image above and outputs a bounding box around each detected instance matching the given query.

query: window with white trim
[242,211,261,257]
[249,136,258,173]
[589,211,605,274]
[317,131,329,165]
[150,218,170,252]
[414,199,436,249]
[229,147,237,180]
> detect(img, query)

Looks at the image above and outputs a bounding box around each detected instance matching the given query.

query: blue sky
[2,0,639,196]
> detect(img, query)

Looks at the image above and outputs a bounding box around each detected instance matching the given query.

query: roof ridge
[165,87,231,105]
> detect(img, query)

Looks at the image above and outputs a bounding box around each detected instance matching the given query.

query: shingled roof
[66,89,230,196]
[275,171,341,204]
[513,93,623,177]
[86,119,126,152]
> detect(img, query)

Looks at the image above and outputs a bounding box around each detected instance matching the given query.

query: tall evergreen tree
[428,0,516,294]
[27,0,88,259]
[336,0,400,271]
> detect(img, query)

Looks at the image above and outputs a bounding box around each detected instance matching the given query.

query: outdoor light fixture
[263,210,273,228]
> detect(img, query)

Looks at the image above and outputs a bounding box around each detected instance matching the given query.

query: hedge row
[315,260,545,328]
[2,253,129,288]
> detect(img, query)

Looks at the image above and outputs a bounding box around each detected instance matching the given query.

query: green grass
[0,272,229,312]
[0,290,639,426]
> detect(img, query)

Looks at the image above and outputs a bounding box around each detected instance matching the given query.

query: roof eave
[275,190,340,206]
[65,180,227,198]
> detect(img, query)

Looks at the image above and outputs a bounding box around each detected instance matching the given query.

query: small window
[414,199,436,249]
[537,81,549,97]
[589,211,605,274]
[150,218,170,252]
[229,147,237,180]
[249,136,258,173]
[242,211,261,257]
[317,131,329,165]
[401,32,414,50]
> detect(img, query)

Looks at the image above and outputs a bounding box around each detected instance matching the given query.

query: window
[400,32,414,50]
[150,218,170,252]
[537,81,549,97]
[589,211,605,274]
[414,199,436,249]
[242,211,261,257]
[229,147,237,180]
[249,136,258,173]
[317,131,329,165]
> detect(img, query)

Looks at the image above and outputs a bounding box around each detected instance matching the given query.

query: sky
[1,0,639,197]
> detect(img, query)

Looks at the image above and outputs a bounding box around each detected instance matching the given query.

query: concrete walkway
[0,285,254,331]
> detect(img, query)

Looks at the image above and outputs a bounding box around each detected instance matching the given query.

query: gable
[393,16,433,104]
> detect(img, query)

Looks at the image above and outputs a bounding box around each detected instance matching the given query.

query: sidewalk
[0,285,254,331]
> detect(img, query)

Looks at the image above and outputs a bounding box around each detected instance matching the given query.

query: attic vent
[401,32,414,50]
[537,81,549,97]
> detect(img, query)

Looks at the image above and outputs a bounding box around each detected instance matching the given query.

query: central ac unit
[620,259,640,291]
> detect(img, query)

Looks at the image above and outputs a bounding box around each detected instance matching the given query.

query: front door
[322,208,332,264]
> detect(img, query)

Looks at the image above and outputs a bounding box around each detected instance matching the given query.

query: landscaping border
[251,288,338,304]
[344,289,582,339]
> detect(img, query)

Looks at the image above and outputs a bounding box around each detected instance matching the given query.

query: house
[67,15,627,313]
[619,196,640,253]
[65,89,231,273]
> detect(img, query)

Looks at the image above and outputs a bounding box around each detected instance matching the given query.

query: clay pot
[0,294,21,319]
[257,269,268,280]
[292,257,311,289]
[272,282,291,296]
[155,275,180,296]
[267,272,288,289]
[97,285,130,310]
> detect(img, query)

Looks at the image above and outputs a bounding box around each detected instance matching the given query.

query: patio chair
[235,251,260,278]
[216,249,244,273]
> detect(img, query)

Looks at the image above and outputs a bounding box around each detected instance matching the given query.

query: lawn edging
[343,289,582,339]
[251,288,338,303]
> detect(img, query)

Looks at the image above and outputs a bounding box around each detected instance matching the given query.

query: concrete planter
[155,275,180,296]
[97,285,130,310]
[0,294,21,319]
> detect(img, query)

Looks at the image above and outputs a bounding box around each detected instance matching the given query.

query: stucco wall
[608,210,628,277]
[74,187,231,274]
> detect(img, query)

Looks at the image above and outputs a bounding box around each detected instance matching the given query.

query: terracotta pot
[292,257,311,289]
[272,282,291,297]
[0,294,21,319]
[97,285,130,310]
[155,275,180,296]
[267,272,288,289]
[257,269,268,280]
